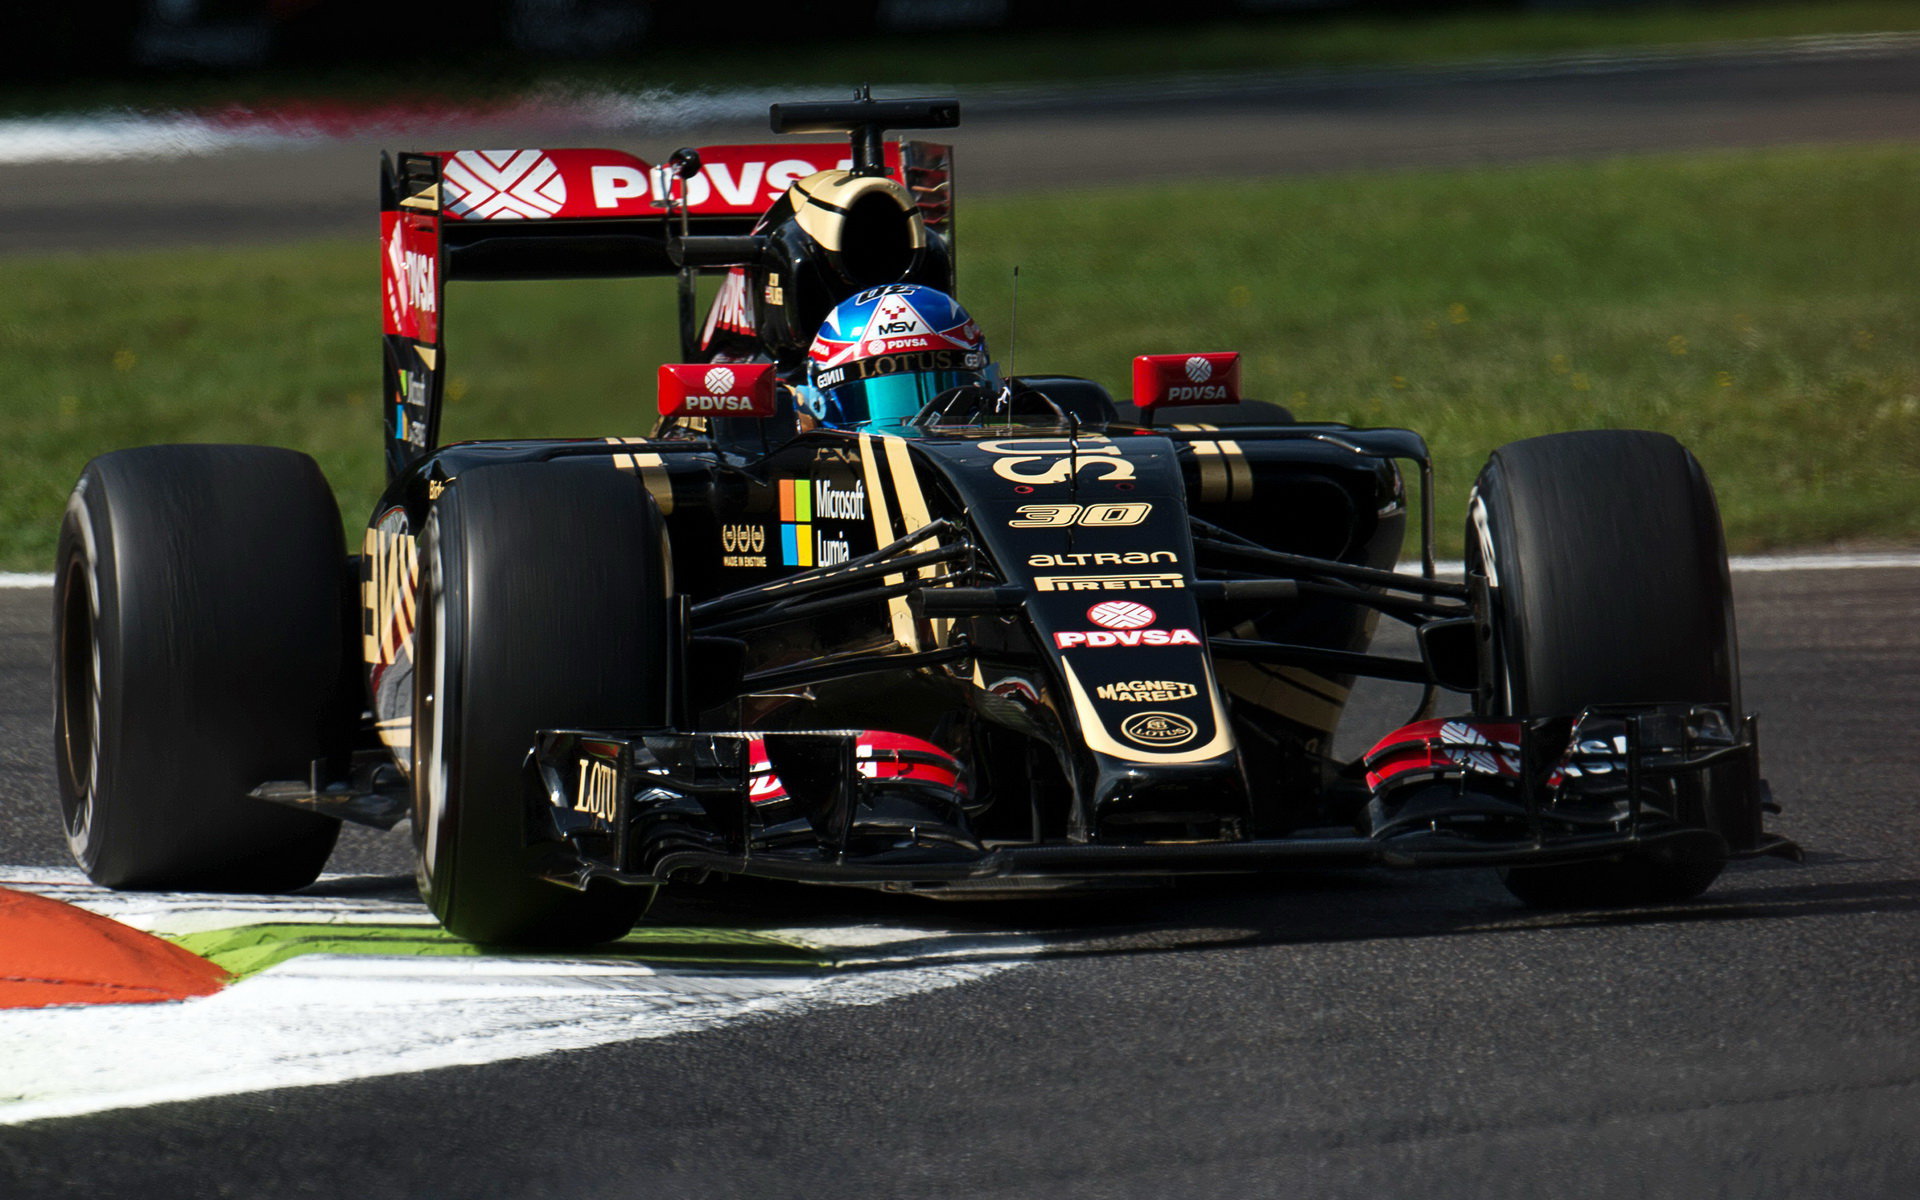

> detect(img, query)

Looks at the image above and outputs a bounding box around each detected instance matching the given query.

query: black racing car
[51,93,1796,945]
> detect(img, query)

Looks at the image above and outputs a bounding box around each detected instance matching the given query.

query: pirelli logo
[1035,572,1184,593]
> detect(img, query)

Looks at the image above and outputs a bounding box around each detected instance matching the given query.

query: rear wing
[379,138,954,477]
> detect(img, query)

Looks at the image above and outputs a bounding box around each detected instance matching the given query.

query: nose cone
[1088,755,1253,844]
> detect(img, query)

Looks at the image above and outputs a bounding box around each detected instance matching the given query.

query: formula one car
[52,93,1796,945]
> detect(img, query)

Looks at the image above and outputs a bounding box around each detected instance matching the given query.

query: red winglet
[1132,352,1242,412]
[1362,717,1528,792]
[658,362,778,418]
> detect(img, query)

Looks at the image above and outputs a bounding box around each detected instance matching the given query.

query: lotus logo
[703,366,736,393]
[1119,711,1198,747]
[1087,600,1155,630]
[1184,356,1212,383]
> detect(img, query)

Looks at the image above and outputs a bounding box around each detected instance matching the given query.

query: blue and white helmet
[804,284,994,429]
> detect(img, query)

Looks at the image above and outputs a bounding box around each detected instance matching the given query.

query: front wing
[525,703,1798,895]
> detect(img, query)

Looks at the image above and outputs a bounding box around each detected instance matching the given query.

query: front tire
[1468,430,1745,907]
[53,445,345,891]
[411,463,666,946]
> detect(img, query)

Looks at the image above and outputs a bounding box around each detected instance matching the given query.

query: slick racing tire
[53,445,345,891]
[1468,430,1744,908]
[412,463,665,946]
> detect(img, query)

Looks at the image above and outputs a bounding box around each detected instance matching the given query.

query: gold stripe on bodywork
[1220,439,1252,501]
[1061,659,1237,765]
[882,435,953,647]
[605,439,675,515]
[857,433,917,651]
[1187,434,1250,503]
[1192,441,1231,502]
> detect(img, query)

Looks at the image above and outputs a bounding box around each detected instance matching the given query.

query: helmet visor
[826,370,982,429]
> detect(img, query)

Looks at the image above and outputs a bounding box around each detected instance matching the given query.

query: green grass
[169,922,827,980]
[6,2,1920,117]
[2,143,1915,570]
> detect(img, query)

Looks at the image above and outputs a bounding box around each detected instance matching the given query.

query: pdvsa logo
[398,250,435,314]
[1119,711,1199,748]
[680,395,763,412]
[1053,628,1200,650]
[1087,601,1156,630]
[1167,356,1225,399]
[678,367,763,410]
[443,150,567,219]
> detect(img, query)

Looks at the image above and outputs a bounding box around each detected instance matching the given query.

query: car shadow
[289,861,1919,976]
[662,861,1908,959]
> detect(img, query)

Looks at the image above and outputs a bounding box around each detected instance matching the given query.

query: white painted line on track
[1411,553,1920,577]
[0,113,290,166]
[4,31,1918,166]
[1727,552,1920,572]
[0,868,1040,1127]
[5,554,1917,594]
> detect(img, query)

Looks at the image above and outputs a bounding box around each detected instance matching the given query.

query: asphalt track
[4,38,1920,253]
[3,566,1918,1195]
[3,43,1920,1198]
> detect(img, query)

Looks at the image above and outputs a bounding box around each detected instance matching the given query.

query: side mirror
[658,363,778,418]
[1131,352,1242,414]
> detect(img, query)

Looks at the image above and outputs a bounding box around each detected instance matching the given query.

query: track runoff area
[0,552,1912,1125]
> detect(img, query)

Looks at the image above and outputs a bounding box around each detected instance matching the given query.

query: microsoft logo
[779,478,812,567]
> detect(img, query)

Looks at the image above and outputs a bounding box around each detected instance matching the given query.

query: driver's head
[803,284,994,430]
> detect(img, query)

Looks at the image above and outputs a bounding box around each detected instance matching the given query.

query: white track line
[5,554,1917,592]
[0,869,1039,1127]
[3,31,1917,166]
[1422,553,1920,577]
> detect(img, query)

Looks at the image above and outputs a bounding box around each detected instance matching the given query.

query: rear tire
[53,445,344,891]
[412,463,665,946]
[1468,430,1744,907]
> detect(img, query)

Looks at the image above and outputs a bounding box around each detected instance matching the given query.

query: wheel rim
[412,532,453,893]
[1465,489,1513,716]
[56,554,101,850]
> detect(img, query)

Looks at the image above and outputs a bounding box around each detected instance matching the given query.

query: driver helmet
[803,284,995,429]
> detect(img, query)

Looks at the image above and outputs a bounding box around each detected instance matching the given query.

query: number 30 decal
[1010,502,1151,528]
